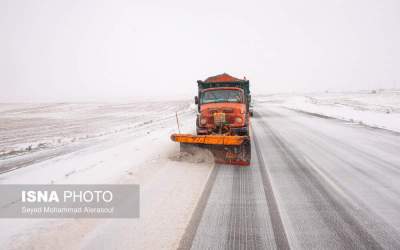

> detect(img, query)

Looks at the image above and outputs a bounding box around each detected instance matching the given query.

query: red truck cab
[196,87,249,136]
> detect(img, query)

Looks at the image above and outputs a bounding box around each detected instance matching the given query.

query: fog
[1,0,399,102]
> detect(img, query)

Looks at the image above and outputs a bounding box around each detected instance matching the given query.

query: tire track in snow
[177,165,219,250]
[178,132,287,249]
[253,128,290,250]
[255,110,400,249]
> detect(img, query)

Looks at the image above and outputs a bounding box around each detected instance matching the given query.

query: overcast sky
[1,0,399,102]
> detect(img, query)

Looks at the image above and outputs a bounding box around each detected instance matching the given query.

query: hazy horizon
[1,0,399,102]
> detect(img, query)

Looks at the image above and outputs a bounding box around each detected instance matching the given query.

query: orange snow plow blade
[171,134,251,166]
[170,134,246,146]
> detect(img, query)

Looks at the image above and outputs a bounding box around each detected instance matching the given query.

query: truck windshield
[201,90,242,104]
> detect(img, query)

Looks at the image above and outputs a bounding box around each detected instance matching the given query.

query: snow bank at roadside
[256,90,400,133]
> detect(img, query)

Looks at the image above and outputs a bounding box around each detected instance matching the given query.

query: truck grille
[213,112,226,125]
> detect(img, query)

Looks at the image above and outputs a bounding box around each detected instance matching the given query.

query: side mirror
[194,96,199,104]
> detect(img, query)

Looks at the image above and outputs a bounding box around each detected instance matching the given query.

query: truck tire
[241,140,251,165]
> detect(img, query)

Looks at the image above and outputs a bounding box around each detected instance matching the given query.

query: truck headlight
[200,118,207,125]
[235,117,243,124]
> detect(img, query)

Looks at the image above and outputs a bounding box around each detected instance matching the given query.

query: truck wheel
[241,140,251,165]
[241,126,249,136]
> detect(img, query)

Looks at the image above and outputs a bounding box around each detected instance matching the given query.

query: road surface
[179,106,400,250]
[1,104,400,250]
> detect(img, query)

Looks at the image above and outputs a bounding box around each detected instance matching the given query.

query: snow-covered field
[0,102,190,159]
[0,101,214,249]
[256,89,400,133]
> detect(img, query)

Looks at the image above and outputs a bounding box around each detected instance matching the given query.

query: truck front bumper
[196,126,248,136]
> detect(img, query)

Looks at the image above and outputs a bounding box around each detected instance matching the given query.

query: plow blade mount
[171,134,251,166]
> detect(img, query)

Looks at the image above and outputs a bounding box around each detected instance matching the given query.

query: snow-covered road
[1,99,400,249]
[181,104,400,249]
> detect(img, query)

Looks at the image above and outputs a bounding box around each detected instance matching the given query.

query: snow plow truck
[171,73,252,166]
